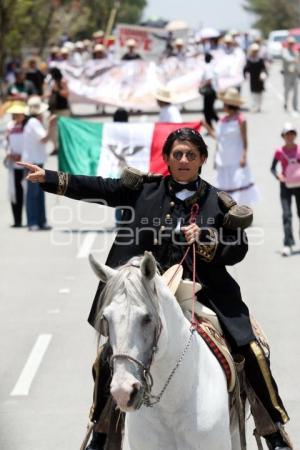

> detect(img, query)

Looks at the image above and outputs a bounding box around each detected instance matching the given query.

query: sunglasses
[171,150,199,161]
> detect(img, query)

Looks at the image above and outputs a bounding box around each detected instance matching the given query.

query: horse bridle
[106,259,196,408]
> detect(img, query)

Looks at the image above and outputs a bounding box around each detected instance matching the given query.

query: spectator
[121,39,142,61]
[22,96,56,231]
[155,87,182,123]
[4,102,26,227]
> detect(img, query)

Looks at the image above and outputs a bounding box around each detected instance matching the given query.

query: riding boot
[83,343,112,450]
[237,340,292,447]
[86,431,107,450]
[264,430,292,449]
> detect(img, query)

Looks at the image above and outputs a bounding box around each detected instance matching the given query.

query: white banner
[53,51,245,110]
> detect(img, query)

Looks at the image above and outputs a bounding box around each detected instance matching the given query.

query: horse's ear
[89,254,116,283]
[140,251,156,280]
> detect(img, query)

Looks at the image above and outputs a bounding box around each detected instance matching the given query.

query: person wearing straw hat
[121,39,142,61]
[22,96,56,231]
[155,86,182,123]
[282,36,299,112]
[4,101,26,227]
[18,126,292,449]
[213,87,260,205]
[271,122,300,256]
[244,43,268,113]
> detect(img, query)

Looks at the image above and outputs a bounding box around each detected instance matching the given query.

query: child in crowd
[271,123,300,256]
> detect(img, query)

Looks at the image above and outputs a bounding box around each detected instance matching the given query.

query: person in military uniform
[18,128,291,450]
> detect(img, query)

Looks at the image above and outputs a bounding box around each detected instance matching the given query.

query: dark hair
[113,108,129,122]
[49,67,63,81]
[162,127,208,159]
[225,104,240,112]
[204,53,213,63]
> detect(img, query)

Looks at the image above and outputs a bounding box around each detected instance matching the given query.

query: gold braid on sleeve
[195,228,218,262]
[57,172,69,196]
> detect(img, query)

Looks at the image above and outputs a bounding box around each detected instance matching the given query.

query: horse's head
[89,252,161,412]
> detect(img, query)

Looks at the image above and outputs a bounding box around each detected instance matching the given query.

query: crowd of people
[2,28,300,251]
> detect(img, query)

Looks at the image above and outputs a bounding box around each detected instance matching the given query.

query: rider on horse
[19,127,292,449]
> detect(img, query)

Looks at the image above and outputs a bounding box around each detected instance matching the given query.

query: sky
[143,0,255,31]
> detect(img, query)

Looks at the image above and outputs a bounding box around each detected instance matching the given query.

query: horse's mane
[95,256,161,331]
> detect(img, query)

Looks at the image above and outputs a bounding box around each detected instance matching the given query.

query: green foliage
[244,0,300,35]
[0,0,147,77]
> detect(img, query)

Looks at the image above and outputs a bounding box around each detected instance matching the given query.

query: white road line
[267,80,284,102]
[77,231,97,258]
[10,334,52,396]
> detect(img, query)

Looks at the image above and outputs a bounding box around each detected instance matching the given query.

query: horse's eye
[141,314,152,326]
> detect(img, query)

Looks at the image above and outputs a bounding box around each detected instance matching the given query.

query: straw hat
[223,34,234,44]
[60,47,69,55]
[155,87,174,103]
[174,38,184,47]
[126,38,137,47]
[25,96,48,115]
[93,44,105,52]
[6,101,26,115]
[218,87,245,107]
[249,43,260,53]
[93,30,104,39]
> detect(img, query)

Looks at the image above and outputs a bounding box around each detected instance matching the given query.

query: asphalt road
[0,61,299,450]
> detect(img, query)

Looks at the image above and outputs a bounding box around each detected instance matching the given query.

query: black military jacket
[42,170,255,347]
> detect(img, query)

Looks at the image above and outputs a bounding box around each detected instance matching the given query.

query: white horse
[89,252,242,450]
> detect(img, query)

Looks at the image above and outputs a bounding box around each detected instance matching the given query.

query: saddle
[162,264,236,393]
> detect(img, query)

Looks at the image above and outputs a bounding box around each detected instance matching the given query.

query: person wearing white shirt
[23,96,56,231]
[155,87,182,123]
[199,53,219,128]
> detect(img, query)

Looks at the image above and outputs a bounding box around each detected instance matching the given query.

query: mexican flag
[58,117,201,177]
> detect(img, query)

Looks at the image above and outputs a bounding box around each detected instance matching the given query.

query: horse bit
[110,325,196,408]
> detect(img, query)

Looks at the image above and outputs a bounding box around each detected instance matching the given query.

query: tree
[243,0,300,35]
[0,0,147,80]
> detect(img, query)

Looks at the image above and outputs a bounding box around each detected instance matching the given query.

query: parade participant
[282,36,299,112]
[213,87,260,205]
[22,96,56,231]
[271,123,300,257]
[199,52,219,128]
[6,68,36,100]
[25,58,45,96]
[155,87,182,122]
[47,67,70,155]
[92,44,107,60]
[171,37,186,61]
[19,127,291,449]
[244,43,268,113]
[4,102,26,227]
[121,39,142,61]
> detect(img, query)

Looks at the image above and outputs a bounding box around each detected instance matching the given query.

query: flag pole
[104,1,120,46]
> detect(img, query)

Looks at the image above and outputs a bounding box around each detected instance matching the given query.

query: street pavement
[0,61,299,450]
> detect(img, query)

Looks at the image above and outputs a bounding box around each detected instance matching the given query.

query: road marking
[10,334,52,396]
[77,231,97,258]
[267,80,284,102]
[58,287,70,294]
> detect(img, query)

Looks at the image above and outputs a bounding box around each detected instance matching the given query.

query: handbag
[199,85,214,96]
[282,150,300,188]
